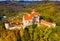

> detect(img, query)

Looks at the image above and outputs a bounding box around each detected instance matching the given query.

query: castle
[23,10,40,29]
[5,10,56,30]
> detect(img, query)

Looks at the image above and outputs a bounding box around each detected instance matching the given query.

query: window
[29,21,31,23]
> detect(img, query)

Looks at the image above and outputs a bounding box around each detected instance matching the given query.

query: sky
[0,0,60,1]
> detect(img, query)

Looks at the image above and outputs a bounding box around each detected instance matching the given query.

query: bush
[0,26,60,41]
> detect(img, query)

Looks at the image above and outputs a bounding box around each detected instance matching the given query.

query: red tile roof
[24,14,32,20]
[41,20,54,27]
[10,19,22,24]
[31,12,39,16]
[24,11,39,20]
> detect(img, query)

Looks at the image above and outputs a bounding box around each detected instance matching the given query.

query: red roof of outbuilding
[41,20,54,27]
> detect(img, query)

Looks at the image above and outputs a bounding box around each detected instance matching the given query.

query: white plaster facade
[5,23,22,30]
[23,16,32,29]
[23,14,40,29]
